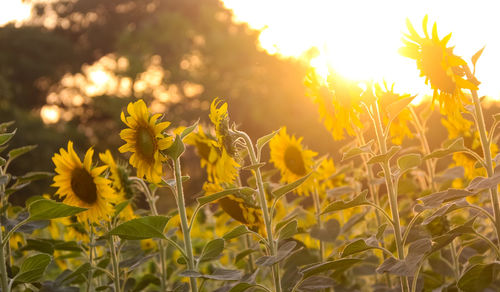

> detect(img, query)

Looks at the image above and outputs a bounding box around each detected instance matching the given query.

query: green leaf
[198,238,225,263]
[301,258,362,279]
[113,200,130,218]
[28,199,87,221]
[165,134,185,160]
[8,145,37,162]
[0,129,16,146]
[223,225,251,241]
[14,254,51,283]
[256,129,279,153]
[321,190,369,214]
[431,217,476,252]
[341,236,380,257]
[386,95,415,123]
[179,269,242,281]
[466,167,500,192]
[16,171,54,184]
[197,187,254,206]
[422,199,469,225]
[298,276,335,291]
[255,241,297,266]
[235,249,257,264]
[367,146,401,164]
[108,216,170,240]
[310,219,340,242]
[471,46,485,67]
[341,140,374,161]
[397,153,422,172]
[180,120,199,140]
[229,283,262,292]
[0,157,5,167]
[0,121,15,132]
[272,172,312,199]
[458,262,500,292]
[376,239,432,276]
[278,219,298,240]
[424,138,466,160]
[417,189,475,208]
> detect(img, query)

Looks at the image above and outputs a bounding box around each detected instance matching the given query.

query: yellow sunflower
[269,127,317,195]
[119,99,172,183]
[375,82,414,145]
[52,141,117,223]
[100,150,136,220]
[400,16,477,118]
[305,67,364,140]
[209,98,237,156]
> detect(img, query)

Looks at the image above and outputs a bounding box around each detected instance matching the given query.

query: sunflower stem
[87,223,95,292]
[0,218,9,292]
[465,68,500,251]
[312,186,324,262]
[173,157,198,292]
[108,222,121,292]
[134,177,168,291]
[371,101,409,292]
[236,130,282,292]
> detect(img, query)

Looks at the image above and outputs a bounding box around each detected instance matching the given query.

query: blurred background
[1,0,499,208]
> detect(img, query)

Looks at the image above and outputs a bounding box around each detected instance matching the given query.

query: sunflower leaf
[223,225,251,241]
[197,187,254,207]
[108,216,170,240]
[180,119,199,140]
[28,199,87,221]
[14,253,52,283]
[397,153,422,173]
[256,129,279,154]
[271,172,312,199]
[424,137,466,160]
[367,146,401,165]
[198,238,225,263]
[321,190,369,215]
[458,262,500,292]
[386,95,415,124]
[165,134,185,160]
[342,140,374,161]
[471,46,485,70]
[0,128,16,146]
[301,258,362,279]
[278,219,298,240]
[8,145,37,162]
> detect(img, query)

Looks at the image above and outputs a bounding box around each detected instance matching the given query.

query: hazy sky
[2,0,500,101]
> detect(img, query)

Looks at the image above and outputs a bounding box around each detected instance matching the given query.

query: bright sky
[0,1,31,26]
[222,0,500,102]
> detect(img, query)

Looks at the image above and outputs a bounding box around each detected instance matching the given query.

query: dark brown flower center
[71,167,98,204]
[137,127,155,160]
[284,145,307,176]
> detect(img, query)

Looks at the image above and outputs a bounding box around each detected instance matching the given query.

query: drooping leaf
[108,216,170,240]
[14,254,52,283]
[376,239,432,276]
[397,153,422,173]
[422,199,470,225]
[28,199,87,221]
[16,172,54,184]
[310,219,340,242]
[229,283,264,292]
[466,167,500,192]
[198,238,225,263]
[322,190,369,214]
[432,217,477,252]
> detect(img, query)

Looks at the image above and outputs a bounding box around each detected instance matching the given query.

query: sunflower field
[2,14,500,292]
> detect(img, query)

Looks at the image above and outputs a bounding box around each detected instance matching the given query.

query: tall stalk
[371,101,409,292]
[464,66,500,248]
[0,167,9,292]
[108,222,121,292]
[87,224,95,292]
[312,187,324,262]
[236,130,282,292]
[173,158,198,292]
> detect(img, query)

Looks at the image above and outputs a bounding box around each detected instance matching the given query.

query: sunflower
[100,150,136,220]
[209,98,237,156]
[305,67,364,140]
[52,141,117,223]
[119,99,172,183]
[375,82,414,145]
[269,127,317,195]
[400,16,477,118]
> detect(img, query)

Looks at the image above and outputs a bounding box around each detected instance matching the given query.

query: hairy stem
[173,158,198,292]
